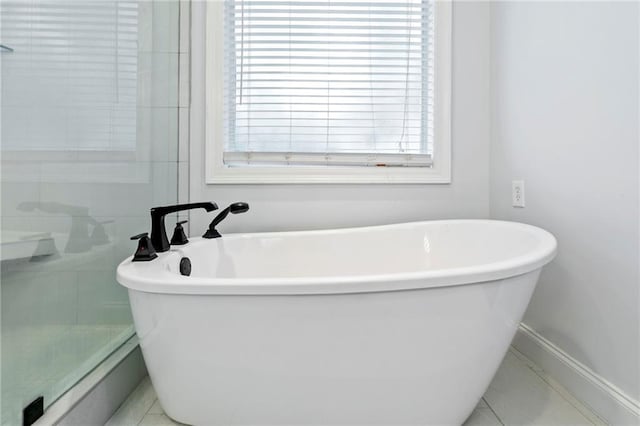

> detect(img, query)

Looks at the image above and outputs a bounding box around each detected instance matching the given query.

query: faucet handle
[131,233,158,262]
[170,221,189,246]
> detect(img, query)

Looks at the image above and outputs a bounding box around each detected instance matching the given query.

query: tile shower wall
[0,2,183,425]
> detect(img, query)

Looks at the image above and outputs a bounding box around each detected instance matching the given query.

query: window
[206,0,451,183]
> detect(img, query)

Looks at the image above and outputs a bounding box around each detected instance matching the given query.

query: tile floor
[106,348,605,426]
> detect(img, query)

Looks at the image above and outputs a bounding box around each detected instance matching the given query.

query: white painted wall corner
[514,323,640,426]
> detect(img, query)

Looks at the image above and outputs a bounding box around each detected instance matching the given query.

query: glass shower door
[0,1,180,424]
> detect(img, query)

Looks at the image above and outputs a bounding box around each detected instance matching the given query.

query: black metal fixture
[150,202,218,252]
[130,233,157,262]
[170,220,189,245]
[179,257,192,276]
[23,396,43,426]
[203,202,249,239]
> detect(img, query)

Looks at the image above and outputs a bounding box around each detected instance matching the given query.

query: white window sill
[205,166,451,184]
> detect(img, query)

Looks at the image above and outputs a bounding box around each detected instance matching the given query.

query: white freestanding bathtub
[117,220,556,426]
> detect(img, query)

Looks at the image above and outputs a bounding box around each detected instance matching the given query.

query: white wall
[188,0,639,419]
[490,0,639,407]
[188,1,491,234]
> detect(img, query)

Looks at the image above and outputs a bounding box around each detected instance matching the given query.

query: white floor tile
[138,413,183,425]
[147,399,164,415]
[464,408,503,426]
[484,351,594,425]
[107,347,603,426]
[105,377,156,426]
[510,350,607,426]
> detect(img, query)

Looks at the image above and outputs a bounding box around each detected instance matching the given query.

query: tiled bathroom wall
[0,1,183,424]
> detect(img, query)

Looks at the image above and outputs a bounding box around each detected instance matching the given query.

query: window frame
[204,1,451,184]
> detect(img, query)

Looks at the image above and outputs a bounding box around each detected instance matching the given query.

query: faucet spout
[150,202,218,252]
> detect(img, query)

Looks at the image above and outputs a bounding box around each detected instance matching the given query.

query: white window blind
[222,0,434,168]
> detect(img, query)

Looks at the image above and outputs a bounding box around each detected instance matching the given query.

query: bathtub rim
[116,219,557,296]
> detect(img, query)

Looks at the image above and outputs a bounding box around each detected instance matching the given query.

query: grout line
[533,370,606,425]
[483,397,506,426]
[136,396,154,426]
[510,346,607,426]
[105,376,155,426]
[142,397,158,417]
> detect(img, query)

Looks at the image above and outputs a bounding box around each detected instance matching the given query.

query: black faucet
[203,202,249,239]
[151,202,218,252]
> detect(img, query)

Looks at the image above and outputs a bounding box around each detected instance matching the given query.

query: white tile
[166,108,180,162]
[178,162,189,206]
[138,107,178,162]
[138,53,179,108]
[37,183,93,214]
[138,414,183,425]
[29,216,72,238]
[178,53,190,108]
[138,1,179,54]
[477,397,489,408]
[179,0,191,53]
[88,181,152,218]
[28,107,69,150]
[105,377,156,426]
[147,399,164,415]
[0,216,37,235]
[151,162,179,207]
[38,161,152,185]
[135,107,153,161]
[484,352,595,426]
[152,1,180,53]
[0,160,41,184]
[137,1,153,53]
[2,107,31,145]
[157,53,180,108]
[1,270,78,332]
[178,108,190,162]
[509,347,545,374]
[1,182,41,217]
[463,408,502,426]
[509,349,607,426]
[76,270,132,326]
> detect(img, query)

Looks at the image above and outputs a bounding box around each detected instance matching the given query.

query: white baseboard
[513,323,640,426]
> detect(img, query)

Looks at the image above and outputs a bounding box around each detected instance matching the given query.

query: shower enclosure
[0,1,183,424]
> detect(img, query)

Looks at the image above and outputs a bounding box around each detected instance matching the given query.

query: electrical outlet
[512,180,525,207]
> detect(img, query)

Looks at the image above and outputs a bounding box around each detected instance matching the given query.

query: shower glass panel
[0,1,181,424]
